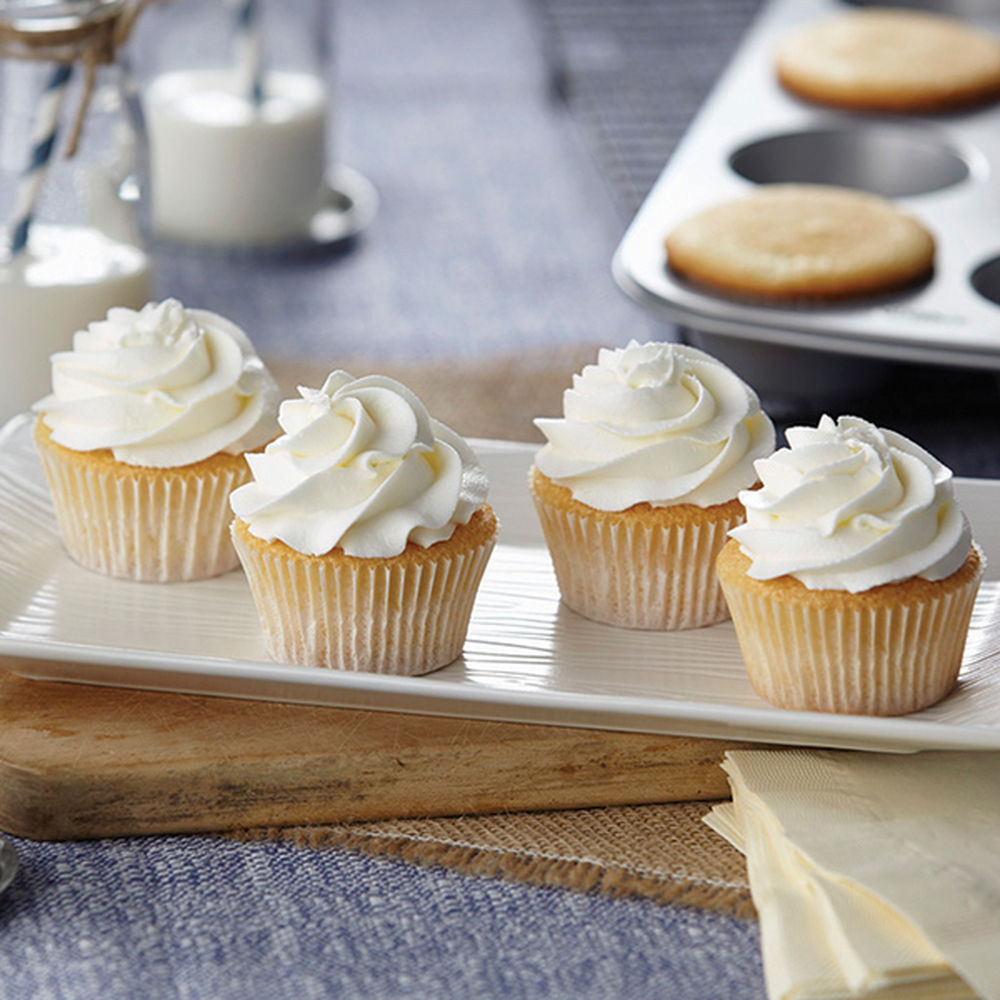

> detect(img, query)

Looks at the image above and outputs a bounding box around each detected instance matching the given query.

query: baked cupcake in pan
[664,184,935,302]
[776,8,1000,114]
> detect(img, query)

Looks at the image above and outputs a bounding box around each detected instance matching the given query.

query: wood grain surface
[0,670,755,841]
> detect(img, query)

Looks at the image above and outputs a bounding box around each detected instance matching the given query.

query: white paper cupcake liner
[231,522,497,675]
[532,494,741,630]
[719,546,984,715]
[37,443,251,582]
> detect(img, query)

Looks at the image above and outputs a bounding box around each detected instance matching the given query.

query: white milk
[0,224,153,422]
[145,69,329,246]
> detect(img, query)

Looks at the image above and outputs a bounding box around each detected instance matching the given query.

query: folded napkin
[704,749,1000,1000]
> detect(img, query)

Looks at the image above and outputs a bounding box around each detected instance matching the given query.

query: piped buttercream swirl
[729,414,972,592]
[34,298,279,468]
[229,371,489,558]
[533,340,775,509]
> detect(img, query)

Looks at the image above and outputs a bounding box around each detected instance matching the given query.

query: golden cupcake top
[664,184,935,301]
[776,8,1000,113]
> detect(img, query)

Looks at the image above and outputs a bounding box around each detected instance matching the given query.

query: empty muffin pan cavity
[613,0,1000,380]
[970,256,1000,307]
[728,127,972,198]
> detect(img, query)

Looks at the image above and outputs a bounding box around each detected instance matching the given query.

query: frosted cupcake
[229,371,498,675]
[717,415,984,715]
[33,298,279,582]
[531,340,775,630]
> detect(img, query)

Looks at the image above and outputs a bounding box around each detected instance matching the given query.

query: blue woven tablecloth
[152,0,661,367]
[0,835,764,999]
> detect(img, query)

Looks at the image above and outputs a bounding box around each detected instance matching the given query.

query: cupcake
[531,340,775,630]
[229,371,498,675]
[664,185,935,303]
[33,298,279,582]
[717,415,984,716]
[775,9,1000,114]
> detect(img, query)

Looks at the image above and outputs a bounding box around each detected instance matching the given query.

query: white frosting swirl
[729,415,972,593]
[533,340,775,510]
[34,298,279,468]
[229,371,489,559]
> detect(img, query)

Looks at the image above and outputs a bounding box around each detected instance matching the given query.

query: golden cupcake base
[530,467,743,631]
[34,418,254,583]
[716,539,985,716]
[231,505,498,675]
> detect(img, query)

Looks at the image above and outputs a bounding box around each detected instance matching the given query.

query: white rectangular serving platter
[613,0,1000,369]
[1,413,999,752]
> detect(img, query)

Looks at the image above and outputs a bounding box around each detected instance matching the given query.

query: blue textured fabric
[152,0,659,366]
[0,835,764,1000]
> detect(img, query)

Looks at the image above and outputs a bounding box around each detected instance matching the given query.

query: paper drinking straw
[234,0,264,105]
[8,63,74,257]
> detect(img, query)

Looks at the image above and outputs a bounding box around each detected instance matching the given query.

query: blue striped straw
[234,0,264,105]
[9,63,74,258]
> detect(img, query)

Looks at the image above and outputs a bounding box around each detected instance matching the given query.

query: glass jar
[130,0,337,249]
[0,0,153,422]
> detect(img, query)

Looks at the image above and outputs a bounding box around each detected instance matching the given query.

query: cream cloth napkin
[704,749,1000,1000]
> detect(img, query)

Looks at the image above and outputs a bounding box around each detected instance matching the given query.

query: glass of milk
[132,0,338,249]
[0,0,155,424]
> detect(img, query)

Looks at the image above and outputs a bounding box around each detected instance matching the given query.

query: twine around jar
[0,0,157,157]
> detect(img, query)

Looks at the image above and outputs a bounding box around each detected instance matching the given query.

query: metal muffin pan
[612,0,1000,375]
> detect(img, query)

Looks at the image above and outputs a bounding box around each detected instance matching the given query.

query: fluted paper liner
[716,540,985,715]
[231,506,498,675]
[35,419,253,582]
[530,467,744,630]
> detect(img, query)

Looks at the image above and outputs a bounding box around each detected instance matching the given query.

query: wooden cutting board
[0,670,755,841]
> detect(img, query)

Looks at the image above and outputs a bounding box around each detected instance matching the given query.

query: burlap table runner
[251,349,753,919]
[265,343,603,444]
[244,803,753,919]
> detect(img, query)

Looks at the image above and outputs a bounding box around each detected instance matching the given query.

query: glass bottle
[130,0,341,249]
[0,0,153,422]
